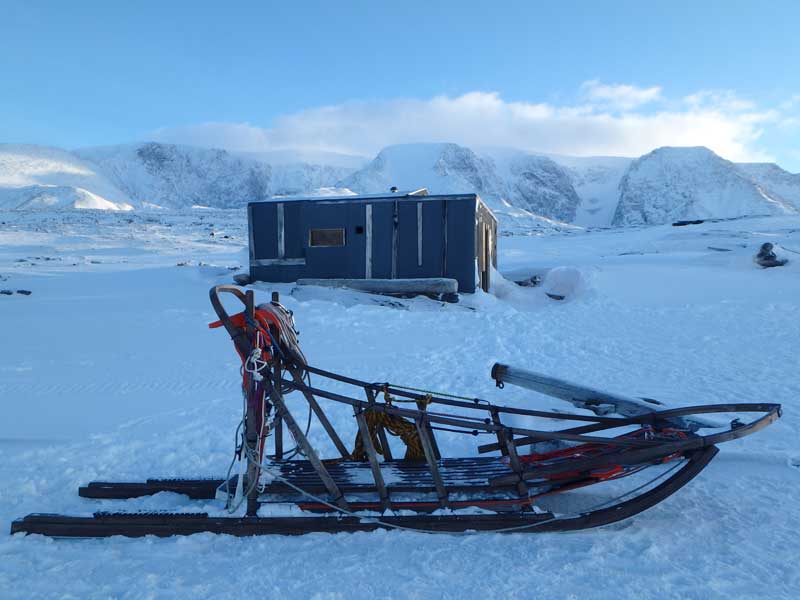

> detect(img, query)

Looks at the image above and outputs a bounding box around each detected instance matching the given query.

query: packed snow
[1,209,799,599]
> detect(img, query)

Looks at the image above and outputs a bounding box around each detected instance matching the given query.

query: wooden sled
[11,285,780,538]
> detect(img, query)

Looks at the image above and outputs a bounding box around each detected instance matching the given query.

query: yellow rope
[351,409,425,461]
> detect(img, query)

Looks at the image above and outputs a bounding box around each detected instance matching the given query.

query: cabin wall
[248,194,490,293]
[442,198,478,293]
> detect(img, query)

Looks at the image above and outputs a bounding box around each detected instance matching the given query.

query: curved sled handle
[209,285,254,357]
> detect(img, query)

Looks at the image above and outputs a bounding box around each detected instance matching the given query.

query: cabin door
[481,224,492,292]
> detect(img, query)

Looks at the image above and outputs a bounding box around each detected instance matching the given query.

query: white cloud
[150,83,791,164]
[581,80,662,110]
[683,90,758,113]
[150,122,270,153]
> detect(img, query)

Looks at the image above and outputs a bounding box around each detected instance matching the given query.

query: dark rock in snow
[755,243,788,268]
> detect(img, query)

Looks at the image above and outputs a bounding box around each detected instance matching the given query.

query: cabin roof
[250,191,479,205]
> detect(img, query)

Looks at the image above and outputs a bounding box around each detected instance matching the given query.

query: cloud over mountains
[151,81,793,165]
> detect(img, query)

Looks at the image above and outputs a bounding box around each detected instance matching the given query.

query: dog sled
[11,285,780,538]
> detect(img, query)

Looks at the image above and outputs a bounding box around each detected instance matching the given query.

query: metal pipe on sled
[8,285,781,539]
[490,363,721,431]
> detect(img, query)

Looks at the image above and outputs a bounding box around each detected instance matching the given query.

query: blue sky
[2,0,799,169]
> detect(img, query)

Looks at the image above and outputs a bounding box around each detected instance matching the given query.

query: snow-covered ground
[1,210,799,599]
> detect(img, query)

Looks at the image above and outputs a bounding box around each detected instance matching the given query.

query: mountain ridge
[612,146,796,226]
[1,141,797,227]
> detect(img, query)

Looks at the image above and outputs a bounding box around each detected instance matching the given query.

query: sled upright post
[243,289,261,517]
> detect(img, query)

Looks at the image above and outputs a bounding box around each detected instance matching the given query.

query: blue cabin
[247,189,498,294]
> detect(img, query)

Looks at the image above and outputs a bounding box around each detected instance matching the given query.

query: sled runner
[11,285,780,538]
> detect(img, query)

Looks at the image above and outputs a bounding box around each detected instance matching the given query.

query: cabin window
[309,228,345,247]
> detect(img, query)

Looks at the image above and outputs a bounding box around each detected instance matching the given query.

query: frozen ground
[1,210,799,599]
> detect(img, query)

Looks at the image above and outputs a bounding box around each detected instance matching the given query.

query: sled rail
[12,445,719,538]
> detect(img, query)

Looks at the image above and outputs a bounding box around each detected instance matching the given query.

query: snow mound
[0,143,134,210]
[541,266,588,300]
[299,186,356,197]
[0,184,133,210]
[487,265,591,308]
[613,147,797,226]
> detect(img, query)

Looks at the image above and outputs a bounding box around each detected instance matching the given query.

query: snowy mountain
[269,162,356,198]
[483,148,583,222]
[547,155,633,226]
[612,147,797,226]
[75,143,357,208]
[237,148,368,170]
[340,143,582,224]
[4,141,799,229]
[736,162,800,209]
[0,144,133,210]
[76,143,273,209]
[341,143,503,199]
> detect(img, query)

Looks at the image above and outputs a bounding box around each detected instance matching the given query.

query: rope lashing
[384,383,486,404]
[378,383,434,408]
[351,409,425,461]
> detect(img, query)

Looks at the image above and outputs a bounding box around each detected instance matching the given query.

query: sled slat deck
[79,458,521,502]
[261,457,515,496]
